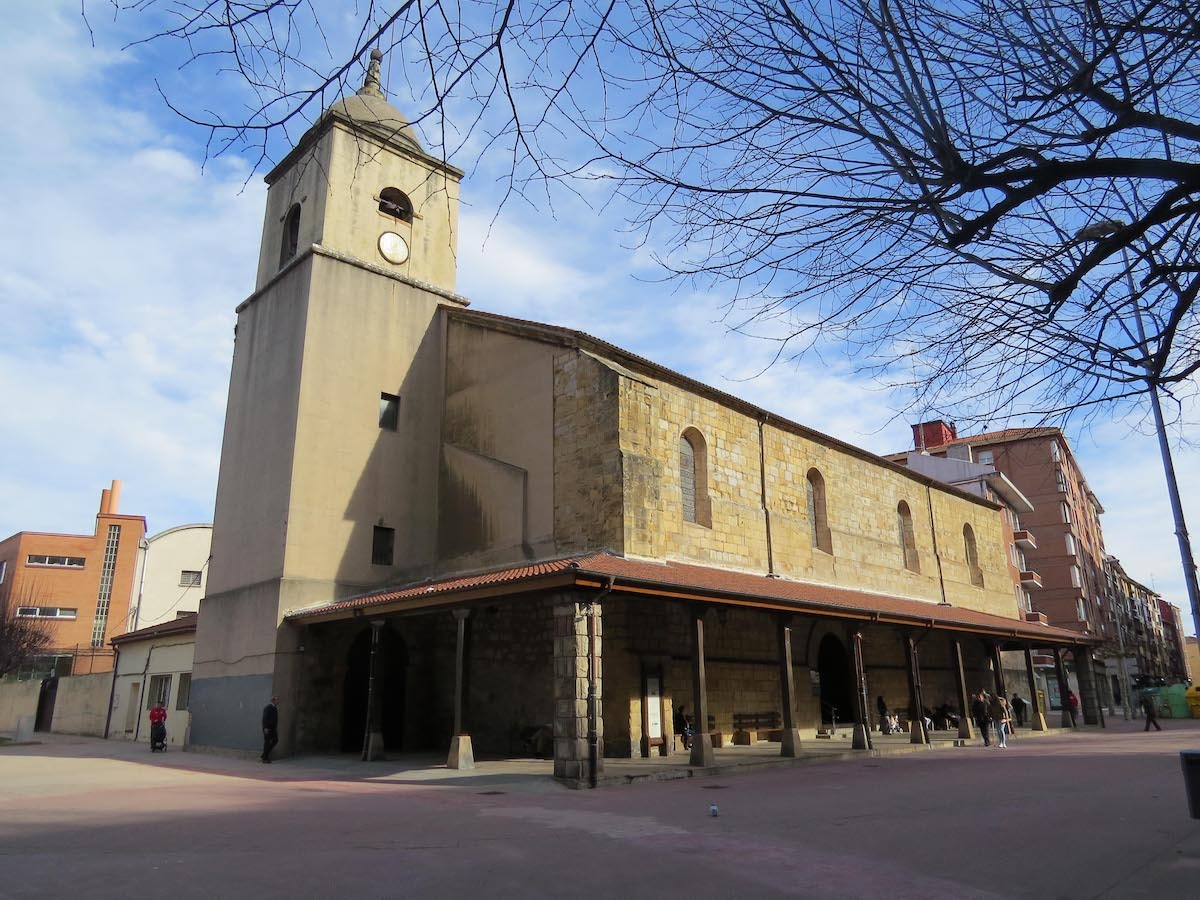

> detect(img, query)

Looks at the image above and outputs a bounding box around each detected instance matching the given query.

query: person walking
[990,692,1011,748]
[972,690,991,747]
[261,696,279,763]
[148,701,168,751]
[1010,693,1027,728]
[1140,693,1163,732]
[674,704,693,750]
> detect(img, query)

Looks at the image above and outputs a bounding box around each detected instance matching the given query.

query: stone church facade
[188,51,1097,782]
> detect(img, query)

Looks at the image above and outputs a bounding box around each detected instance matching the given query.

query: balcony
[1020,570,1043,589]
[1013,530,1037,550]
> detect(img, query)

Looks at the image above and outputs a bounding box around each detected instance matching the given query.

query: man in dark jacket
[261,696,279,763]
[1141,692,1163,731]
[971,691,991,747]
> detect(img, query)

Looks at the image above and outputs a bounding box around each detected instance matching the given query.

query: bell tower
[191,50,467,755]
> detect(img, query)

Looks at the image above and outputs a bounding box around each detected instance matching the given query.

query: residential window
[371,526,395,566]
[279,203,301,268]
[679,428,711,527]
[963,524,983,587]
[1076,598,1087,621]
[378,187,414,222]
[897,501,920,573]
[146,674,172,710]
[176,673,192,711]
[1051,441,1062,462]
[1071,565,1082,588]
[1065,533,1076,556]
[976,450,994,466]
[806,468,832,554]
[1055,468,1068,493]
[26,555,85,568]
[179,570,202,587]
[1061,501,1072,525]
[379,392,400,430]
[15,607,78,619]
[0,560,6,583]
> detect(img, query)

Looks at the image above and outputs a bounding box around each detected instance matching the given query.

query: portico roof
[285,551,1097,645]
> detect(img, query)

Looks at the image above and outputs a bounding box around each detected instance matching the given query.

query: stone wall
[615,369,1020,619]
[0,680,40,733]
[50,672,113,737]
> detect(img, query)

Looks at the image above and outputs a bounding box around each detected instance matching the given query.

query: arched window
[806,468,832,554]
[279,203,301,269]
[680,428,711,527]
[963,523,984,587]
[378,187,413,222]
[897,501,920,573]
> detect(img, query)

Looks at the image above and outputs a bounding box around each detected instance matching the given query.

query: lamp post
[1075,221,1200,653]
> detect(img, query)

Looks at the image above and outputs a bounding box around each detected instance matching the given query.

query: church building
[188,51,1098,783]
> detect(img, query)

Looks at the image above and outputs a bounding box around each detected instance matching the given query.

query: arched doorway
[341,626,408,752]
[817,634,855,728]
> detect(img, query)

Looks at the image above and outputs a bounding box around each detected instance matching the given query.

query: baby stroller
[150,721,168,752]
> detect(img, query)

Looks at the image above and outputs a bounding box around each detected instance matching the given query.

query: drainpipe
[925,485,949,605]
[587,576,616,789]
[757,416,776,577]
[103,644,121,739]
[133,643,155,742]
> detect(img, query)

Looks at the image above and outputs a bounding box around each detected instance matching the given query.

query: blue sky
[2,1,1197,635]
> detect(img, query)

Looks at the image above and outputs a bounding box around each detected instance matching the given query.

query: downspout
[925,485,949,606]
[757,416,776,577]
[587,576,616,789]
[131,536,149,632]
[103,644,121,739]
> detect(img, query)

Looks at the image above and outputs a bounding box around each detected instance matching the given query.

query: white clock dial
[378,231,410,265]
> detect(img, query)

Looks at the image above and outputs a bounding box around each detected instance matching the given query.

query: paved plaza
[3,720,1200,898]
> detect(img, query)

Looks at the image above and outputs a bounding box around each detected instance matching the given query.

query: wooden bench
[674,714,727,751]
[733,711,782,745]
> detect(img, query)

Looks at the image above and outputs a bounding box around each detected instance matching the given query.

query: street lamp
[1075,220,1200,670]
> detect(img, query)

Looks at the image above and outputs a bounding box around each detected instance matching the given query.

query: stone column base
[447,734,475,769]
[1030,711,1047,732]
[910,722,927,745]
[780,727,804,757]
[958,718,975,740]
[851,723,870,750]
[363,731,385,761]
[690,733,715,767]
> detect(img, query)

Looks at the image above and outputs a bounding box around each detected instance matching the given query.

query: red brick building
[0,481,146,676]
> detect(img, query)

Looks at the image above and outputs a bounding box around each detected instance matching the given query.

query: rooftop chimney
[99,479,121,516]
[912,420,957,451]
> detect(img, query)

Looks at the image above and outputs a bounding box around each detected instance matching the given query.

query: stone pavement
[3,720,1200,898]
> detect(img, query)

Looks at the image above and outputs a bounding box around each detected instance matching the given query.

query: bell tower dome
[253,48,464,294]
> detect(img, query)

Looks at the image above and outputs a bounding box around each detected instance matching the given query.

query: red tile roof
[111,612,198,645]
[287,552,1095,645]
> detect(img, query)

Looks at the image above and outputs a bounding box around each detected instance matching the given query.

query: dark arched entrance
[817,634,855,728]
[341,626,408,752]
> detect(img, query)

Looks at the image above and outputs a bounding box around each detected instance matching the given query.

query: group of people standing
[971,690,1018,748]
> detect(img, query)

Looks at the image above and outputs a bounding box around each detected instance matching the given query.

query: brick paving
[2,719,1199,898]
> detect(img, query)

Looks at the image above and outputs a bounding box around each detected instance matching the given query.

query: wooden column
[951,637,974,740]
[1053,648,1075,728]
[850,629,872,750]
[1075,647,1102,726]
[776,616,803,757]
[904,634,928,745]
[690,608,715,767]
[1025,647,1047,731]
[991,643,1008,701]
[362,620,385,761]
[446,609,474,769]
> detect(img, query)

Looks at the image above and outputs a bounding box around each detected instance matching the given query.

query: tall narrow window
[897,501,920,573]
[378,187,413,222]
[963,523,983,587]
[1070,565,1082,588]
[1061,501,1072,525]
[279,203,301,268]
[91,524,121,648]
[379,392,400,430]
[679,428,711,527]
[806,468,832,554]
[372,526,395,566]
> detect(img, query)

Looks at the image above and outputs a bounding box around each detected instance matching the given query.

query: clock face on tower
[378,231,410,265]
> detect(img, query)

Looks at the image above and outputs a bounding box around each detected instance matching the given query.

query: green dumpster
[1166,684,1190,719]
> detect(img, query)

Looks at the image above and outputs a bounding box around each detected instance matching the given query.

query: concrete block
[15,716,34,743]
[446,734,474,770]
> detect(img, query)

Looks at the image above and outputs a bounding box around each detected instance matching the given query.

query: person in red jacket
[149,703,168,751]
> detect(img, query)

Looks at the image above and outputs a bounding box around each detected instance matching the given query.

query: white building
[128,524,212,632]
[106,613,196,749]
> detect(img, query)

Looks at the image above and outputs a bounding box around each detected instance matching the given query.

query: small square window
[372,526,395,566]
[179,570,202,587]
[379,392,400,430]
[976,450,994,466]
